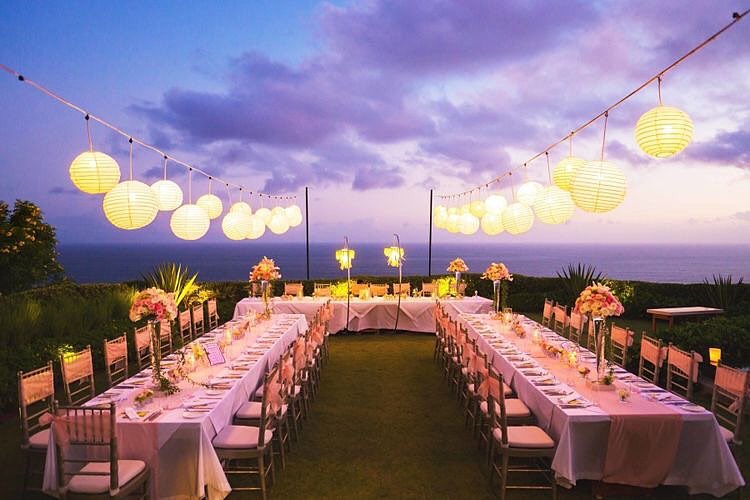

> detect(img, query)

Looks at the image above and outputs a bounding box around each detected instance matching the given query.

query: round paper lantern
[635,105,693,158]
[517,181,543,206]
[170,204,210,240]
[102,180,158,230]
[502,202,534,235]
[533,186,575,224]
[221,211,252,240]
[150,180,183,211]
[433,205,448,228]
[481,212,504,235]
[469,200,486,218]
[255,207,272,225]
[460,203,471,215]
[285,204,303,227]
[571,160,627,213]
[196,193,223,220]
[69,151,121,194]
[246,214,266,239]
[268,207,290,234]
[485,194,508,214]
[458,213,479,235]
[446,213,460,233]
[230,202,252,215]
[553,156,587,191]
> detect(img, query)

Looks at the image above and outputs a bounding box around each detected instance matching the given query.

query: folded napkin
[560,394,588,406]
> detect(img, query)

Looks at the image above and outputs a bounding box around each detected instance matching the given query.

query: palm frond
[142,263,200,308]
[557,263,605,304]
[701,274,744,312]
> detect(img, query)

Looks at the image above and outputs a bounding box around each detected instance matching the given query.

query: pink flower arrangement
[446,257,469,273]
[129,287,177,322]
[574,282,625,318]
[250,256,282,282]
[481,262,513,281]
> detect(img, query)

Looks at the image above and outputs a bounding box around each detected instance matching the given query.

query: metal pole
[428,189,433,278]
[344,236,351,332]
[305,186,310,280]
[393,233,402,333]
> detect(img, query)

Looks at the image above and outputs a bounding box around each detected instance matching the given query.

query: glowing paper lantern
[460,203,471,215]
[268,207,290,234]
[517,181,543,206]
[170,204,210,240]
[502,202,534,235]
[458,213,479,235]
[150,180,183,211]
[245,214,266,239]
[485,194,508,214]
[552,156,587,191]
[469,200,486,218]
[481,212,504,235]
[533,186,575,224]
[446,213,460,233]
[635,105,693,158]
[230,202,252,215]
[433,205,448,228]
[69,151,121,194]
[384,246,404,267]
[335,248,355,270]
[221,211,252,240]
[570,160,627,213]
[255,207,272,225]
[102,180,158,230]
[196,194,223,220]
[285,205,303,227]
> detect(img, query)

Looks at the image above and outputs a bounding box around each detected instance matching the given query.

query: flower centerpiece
[133,388,154,407]
[250,256,281,318]
[574,282,624,383]
[481,262,513,313]
[446,258,469,297]
[129,287,178,392]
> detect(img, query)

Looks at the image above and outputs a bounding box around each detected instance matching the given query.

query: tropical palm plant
[701,274,744,313]
[557,263,606,304]
[142,263,199,309]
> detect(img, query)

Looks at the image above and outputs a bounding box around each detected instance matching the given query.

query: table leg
[651,315,656,332]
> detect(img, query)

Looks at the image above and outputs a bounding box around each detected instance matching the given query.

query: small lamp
[337,237,355,331]
[385,234,405,332]
[709,347,721,367]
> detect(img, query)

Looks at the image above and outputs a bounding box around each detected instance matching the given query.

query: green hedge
[655,315,750,369]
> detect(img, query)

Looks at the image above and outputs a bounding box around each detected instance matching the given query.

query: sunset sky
[1,1,749,244]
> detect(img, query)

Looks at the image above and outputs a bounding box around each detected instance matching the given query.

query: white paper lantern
[533,186,575,224]
[268,207,290,234]
[433,205,448,228]
[102,180,158,230]
[570,160,627,213]
[481,212,504,235]
[469,200,486,218]
[460,203,471,215]
[170,204,210,240]
[255,207,272,225]
[230,202,252,215]
[446,213,460,233]
[552,156,587,191]
[285,204,303,227]
[635,105,693,158]
[150,180,183,211]
[458,213,479,235]
[517,181,543,206]
[485,194,508,214]
[196,194,223,220]
[246,214,266,239]
[69,151,121,194]
[221,211,252,240]
[502,202,534,235]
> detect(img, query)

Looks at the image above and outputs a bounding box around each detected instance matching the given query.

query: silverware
[145,410,162,422]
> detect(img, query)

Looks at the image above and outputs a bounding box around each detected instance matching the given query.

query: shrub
[655,315,750,368]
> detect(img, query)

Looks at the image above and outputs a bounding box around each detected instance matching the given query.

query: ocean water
[57,243,750,284]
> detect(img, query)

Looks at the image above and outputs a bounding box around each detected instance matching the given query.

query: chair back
[103,334,128,388]
[159,319,173,357]
[711,364,749,444]
[609,323,633,369]
[179,309,192,345]
[421,282,436,296]
[18,362,55,446]
[207,298,219,330]
[351,283,368,297]
[284,282,303,296]
[542,299,554,327]
[60,346,95,405]
[313,283,331,297]
[134,325,151,370]
[586,321,597,351]
[53,403,119,493]
[552,305,568,335]
[393,282,411,296]
[192,303,205,336]
[370,284,388,297]
[250,282,262,297]
[259,366,281,448]
[486,369,509,446]
[638,335,663,384]
[666,343,700,400]
[568,311,586,345]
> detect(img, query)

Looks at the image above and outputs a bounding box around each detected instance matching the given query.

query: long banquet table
[234,296,492,333]
[43,313,309,500]
[455,312,744,496]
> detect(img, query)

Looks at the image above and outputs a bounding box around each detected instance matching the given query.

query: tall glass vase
[493,280,501,313]
[455,271,462,298]
[592,316,607,382]
[149,319,162,385]
[261,280,271,317]
[501,280,509,310]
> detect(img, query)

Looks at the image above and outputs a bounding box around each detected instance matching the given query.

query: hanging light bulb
[150,157,182,211]
[268,206,290,234]
[246,214,266,239]
[481,212,504,235]
[517,181,543,206]
[635,77,693,158]
[69,116,121,194]
[102,139,158,230]
[502,202,534,235]
[196,178,223,219]
[170,169,210,240]
[285,204,303,227]
[485,193,507,214]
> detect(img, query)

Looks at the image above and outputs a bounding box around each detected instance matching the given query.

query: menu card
[204,342,226,366]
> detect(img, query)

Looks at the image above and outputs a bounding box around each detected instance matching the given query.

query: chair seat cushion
[235,401,287,420]
[67,459,146,494]
[28,428,50,449]
[293,385,302,396]
[480,399,531,418]
[720,425,735,443]
[213,425,274,449]
[493,425,555,449]
[467,383,475,394]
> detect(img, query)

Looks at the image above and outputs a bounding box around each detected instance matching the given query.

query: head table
[455,312,744,496]
[233,296,492,333]
[43,313,309,500]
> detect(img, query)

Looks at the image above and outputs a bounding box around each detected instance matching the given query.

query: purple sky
[1,1,749,244]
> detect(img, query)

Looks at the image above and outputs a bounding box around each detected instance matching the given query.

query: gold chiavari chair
[284,282,303,296]
[552,305,568,335]
[133,325,151,371]
[250,282,263,298]
[350,283,368,297]
[18,362,55,495]
[638,335,664,385]
[393,282,411,296]
[711,364,749,445]
[159,319,173,357]
[60,346,95,405]
[541,299,554,327]
[609,323,633,369]
[477,367,522,459]
[666,343,701,400]
[370,284,388,297]
[103,334,128,389]
[52,402,150,498]
[207,298,220,330]
[313,282,331,297]
[586,321,597,352]
[179,309,192,345]
[191,303,205,337]
[422,281,436,297]
[568,311,586,345]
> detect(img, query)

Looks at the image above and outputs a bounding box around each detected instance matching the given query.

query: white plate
[681,404,706,413]
[182,411,205,419]
[205,389,224,396]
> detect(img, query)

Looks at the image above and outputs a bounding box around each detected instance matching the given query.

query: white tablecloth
[458,313,744,496]
[234,296,493,333]
[44,314,308,500]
